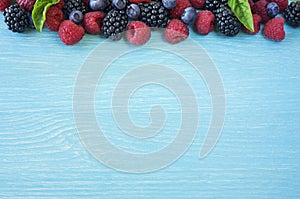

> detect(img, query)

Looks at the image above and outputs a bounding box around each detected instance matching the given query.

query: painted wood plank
[0,13,300,198]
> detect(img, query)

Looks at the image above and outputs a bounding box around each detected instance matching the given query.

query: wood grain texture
[0,13,300,198]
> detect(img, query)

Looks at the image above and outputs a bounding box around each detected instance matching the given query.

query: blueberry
[266,2,279,18]
[90,0,109,11]
[162,0,177,9]
[27,13,35,29]
[69,10,83,24]
[181,7,197,25]
[126,4,140,19]
[112,0,127,10]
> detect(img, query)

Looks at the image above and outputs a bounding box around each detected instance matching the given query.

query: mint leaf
[32,0,60,32]
[228,0,254,32]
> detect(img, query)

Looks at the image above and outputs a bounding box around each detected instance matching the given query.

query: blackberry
[283,1,300,27]
[102,9,128,40]
[63,0,88,17]
[215,5,241,36]
[138,2,169,28]
[3,4,29,33]
[205,0,228,14]
[104,0,114,13]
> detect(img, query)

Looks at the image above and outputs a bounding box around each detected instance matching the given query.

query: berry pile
[1,0,300,45]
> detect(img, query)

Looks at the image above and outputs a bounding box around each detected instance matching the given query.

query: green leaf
[32,0,60,32]
[228,0,254,32]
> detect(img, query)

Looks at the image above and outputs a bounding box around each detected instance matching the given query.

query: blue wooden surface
[1,12,300,198]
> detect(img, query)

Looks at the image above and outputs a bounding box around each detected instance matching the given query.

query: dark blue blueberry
[112,0,127,10]
[181,7,197,25]
[266,2,279,18]
[69,10,83,24]
[126,4,140,19]
[90,0,109,11]
[162,0,177,9]
[27,13,35,29]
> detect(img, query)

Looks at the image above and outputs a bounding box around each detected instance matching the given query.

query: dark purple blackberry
[283,1,300,27]
[3,4,29,33]
[104,0,114,13]
[102,9,128,40]
[105,6,114,13]
[215,5,241,36]
[63,0,88,17]
[138,1,169,28]
[205,0,228,14]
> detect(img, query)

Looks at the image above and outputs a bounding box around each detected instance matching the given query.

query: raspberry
[189,0,205,9]
[248,0,255,12]
[45,6,64,32]
[82,0,90,7]
[269,0,288,13]
[126,21,151,45]
[169,0,191,19]
[130,0,150,4]
[164,19,189,44]
[253,0,271,23]
[17,0,36,12]
[194,10,215,35]
[83,11,105,34]
[263,17,285,41]
[242,14,262,34]
[54,0,65,9]
[58,20,85,45]
[0,0,12,12]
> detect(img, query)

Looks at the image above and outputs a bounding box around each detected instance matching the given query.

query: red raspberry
[164,19,189,44]
[189,0,205,9]
[242,14,262,34]
[263,17,285,41]
[17,0,36,12]
[194,10,215,35]
[126,21,151,45]
[58,20,85,45]
[269,0,288,13]
[253,0,271,23]
[248,0,255,12]
[0,0,12,12]
[82,0,90,6]
[130,0,150,3]
[83,11,105,35]
[170,0,191,19]
[45,6,64,32]
[54,0,64,9]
